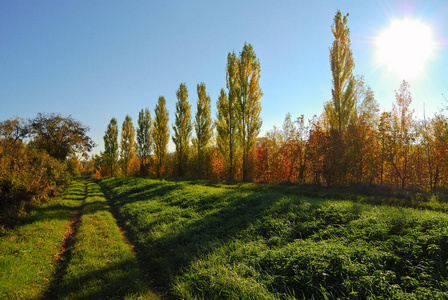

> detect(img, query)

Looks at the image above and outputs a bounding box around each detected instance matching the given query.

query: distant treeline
[94,12,448,191]
[3,10,447,229]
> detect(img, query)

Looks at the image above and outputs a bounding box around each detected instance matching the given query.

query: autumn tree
[172,83,192,177]
[29,113,95,161]
[216,51,241,181]
[378,111,393,185]
[292,115,310,183]
[136,108,152,176]
[193,83,213,178]
[307,115,330,185]
[153,96,170,177]
[255,113,310,185]
[346,75,380,183]
[120,115,136,177]
[0,138,67,226]
[0,117,29,144]
[238,43,263,181]
[431,113,448,188]
[262,125,283,183]
[268,113,298,183]
[254,140,269,183]
[390,80,415,189]
[320,11,355,184]
[324,10,356,133]
[209,146,225,180]
[103,117,119,177]
[216,89,230,177]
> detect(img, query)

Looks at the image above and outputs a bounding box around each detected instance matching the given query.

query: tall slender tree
[103,117,119,177]
[136,108,152,175]
[194,82,213,177]
[324,10,356,133]
[172,83,192,177]
[217,51,241,181]
[216,88,239,181]
[120,115,136,177]
[238,43,263,181]
[153,96,170,177]
[320,11,356,184]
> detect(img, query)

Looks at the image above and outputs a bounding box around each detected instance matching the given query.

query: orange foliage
[0,139,70,226]
[210,147,225,180]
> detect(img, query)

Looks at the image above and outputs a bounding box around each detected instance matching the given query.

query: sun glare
[376,19,435,78]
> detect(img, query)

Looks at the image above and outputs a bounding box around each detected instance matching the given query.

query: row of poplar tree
[97,11,448,190]
[99,42,262,181]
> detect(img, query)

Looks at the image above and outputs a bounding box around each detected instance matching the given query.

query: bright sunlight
[376,19,435,78]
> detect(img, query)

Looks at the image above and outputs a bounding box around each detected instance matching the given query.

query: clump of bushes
[0,140,70,227]
[0,114,94,228]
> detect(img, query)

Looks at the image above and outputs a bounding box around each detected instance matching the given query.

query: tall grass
[100,177,448,299]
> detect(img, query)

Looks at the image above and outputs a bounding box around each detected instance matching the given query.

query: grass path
[0,180,158,299]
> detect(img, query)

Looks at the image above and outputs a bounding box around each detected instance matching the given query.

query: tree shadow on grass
[43,180,160,300]
[101,178,185,207]
[100,178,289,291]
[47,259,157,299]
[16,199,111,228]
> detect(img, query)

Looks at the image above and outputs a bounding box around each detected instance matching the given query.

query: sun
[376,19,435,78]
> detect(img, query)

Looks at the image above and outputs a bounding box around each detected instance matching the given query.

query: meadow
[2,177,448,299]
[0,180,157,299]
[99,177,448,299]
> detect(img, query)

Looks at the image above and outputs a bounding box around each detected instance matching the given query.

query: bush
[0,140,70,226]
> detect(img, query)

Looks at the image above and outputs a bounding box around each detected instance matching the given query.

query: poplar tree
[238,43,263,181]
[153,96,170,177]
[103,117,119,177]
[319,11,356,184]
[172,83,192,177]
[217,51,241,181]
[120,115,136,177]
[136,108,152,175]
[324,10,356,133]
[216,88,239,181]
[194,82,212,177]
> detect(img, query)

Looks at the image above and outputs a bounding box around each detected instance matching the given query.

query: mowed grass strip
[54,180,158,299]
[0,181,85,299]
[99,177,448,299]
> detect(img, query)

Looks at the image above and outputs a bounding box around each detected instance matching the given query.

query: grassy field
[0,181,84,299]
[99,177,448,299]
[0,180,158,299]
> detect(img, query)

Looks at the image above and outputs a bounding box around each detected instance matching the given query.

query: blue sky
[1,0,447,155]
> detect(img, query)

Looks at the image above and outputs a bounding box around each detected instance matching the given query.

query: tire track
[40,181,86,300]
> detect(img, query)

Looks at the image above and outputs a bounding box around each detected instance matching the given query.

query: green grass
[0,181,85,299]
[53,181,158,299]
[0,180,158,300]
[99,177,448,299]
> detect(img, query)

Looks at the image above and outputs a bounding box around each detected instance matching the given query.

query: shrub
[0,140,70,226]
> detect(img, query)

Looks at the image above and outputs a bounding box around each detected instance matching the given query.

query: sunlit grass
[0,181,84,299]
[100,177,448,299]
[54,181,158,299]
[0,180,158,299]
